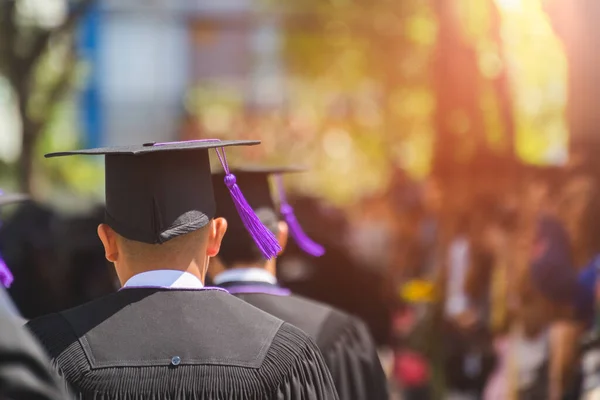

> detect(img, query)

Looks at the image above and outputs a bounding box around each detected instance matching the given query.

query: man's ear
[277,221,289,255]
[97,224,119,263]
[207,218,227,257]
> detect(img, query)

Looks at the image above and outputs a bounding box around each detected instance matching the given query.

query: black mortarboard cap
[212,165,304,210]
[212,165,325,257]
[45,140,281,258]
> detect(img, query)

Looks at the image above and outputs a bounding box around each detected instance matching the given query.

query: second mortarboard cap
[0,191,29,288]
[212,165,325,257]
[45,139,281,259]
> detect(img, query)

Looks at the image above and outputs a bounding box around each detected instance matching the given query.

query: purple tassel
[275,175,325,257]
[0,252,13,288]
[153,139,281,259]
[215,148,282,260]
[0,206,12,287]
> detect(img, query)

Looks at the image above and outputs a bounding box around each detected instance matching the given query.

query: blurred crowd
[383,163,600,399]
[3,159,600,399]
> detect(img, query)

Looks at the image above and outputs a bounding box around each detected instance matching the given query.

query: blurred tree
[546,0,600,174]
[0,0,93,194]
[271,0,437,204]
[431,0,517,212]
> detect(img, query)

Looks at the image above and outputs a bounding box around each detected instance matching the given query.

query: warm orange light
[495,0,522,12]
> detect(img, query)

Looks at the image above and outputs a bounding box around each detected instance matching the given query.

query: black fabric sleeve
[273,323,339,400]
[319,315,389,400]
[0,289,69,400]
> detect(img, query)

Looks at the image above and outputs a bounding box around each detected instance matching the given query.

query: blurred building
[79,0,285,147]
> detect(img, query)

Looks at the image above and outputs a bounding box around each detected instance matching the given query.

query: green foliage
[268,0,438,203]
[36,98,104,200]
[496,0,568,165]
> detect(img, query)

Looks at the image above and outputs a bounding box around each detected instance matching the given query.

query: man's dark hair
[218,207,281,268]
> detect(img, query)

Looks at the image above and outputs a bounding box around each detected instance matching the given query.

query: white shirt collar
[213,268,277,286]
[123,270,204,289]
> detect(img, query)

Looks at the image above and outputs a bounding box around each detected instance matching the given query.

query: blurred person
[209,166,388,400]
[26,141,338,399]
[547,172,600,399]
[520,164,566,217]
[0,201,65,318]
[457,199,523,400]
[520,214,583,400]
[418,177,443,279]
[0,192,68,400]
[277,194,394,347]
[0,192,29,292]
[58,207,119,308]
[558,175,596,268]
[0,286,69,400]
[347,194,394,276]
[387,170,423,285]
[440,208,497,400]
[486,165,571,400]
[524,170,600,399]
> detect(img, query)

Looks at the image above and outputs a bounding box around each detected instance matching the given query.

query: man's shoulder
[286,294,354,331]
[26,291,329,398]
[26,289,307,367]
[239,292,359,347]
[284,295,373,351]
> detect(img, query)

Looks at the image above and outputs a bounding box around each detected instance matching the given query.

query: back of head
[117,226,210,272]
[218,207,280,268]
[212,170,282,268]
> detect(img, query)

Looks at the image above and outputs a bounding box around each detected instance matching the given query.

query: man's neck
[213,266,278,286]
[122,270,205,289]
[118,264,206,287]
[229,260,276,278]
[226,264,276,276]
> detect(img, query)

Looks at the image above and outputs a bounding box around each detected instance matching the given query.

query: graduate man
[0,192,68,400]
[209,166,389,400]
[26,141,338,399]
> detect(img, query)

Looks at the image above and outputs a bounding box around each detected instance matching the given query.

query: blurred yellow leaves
[405,14,437,46]
[182,0,570,206]
[400,279,437,303]
[495,0,568,165]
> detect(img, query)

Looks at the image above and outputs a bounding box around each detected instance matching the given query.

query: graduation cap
[0,191,29,288]
[45,139,281,259]
[212,165,325,257]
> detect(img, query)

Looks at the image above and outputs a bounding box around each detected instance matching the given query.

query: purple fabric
[0,208,10,287]
[225,284,291,296]
[153,139,220,146]
[215,148,281,260]
[119,286,229,293]
[275,174,325,257]
[0,253,13,288]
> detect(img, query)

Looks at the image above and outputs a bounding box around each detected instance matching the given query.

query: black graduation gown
[0,287,68,400]
[220,281,389,400]
[26,288,339,400]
